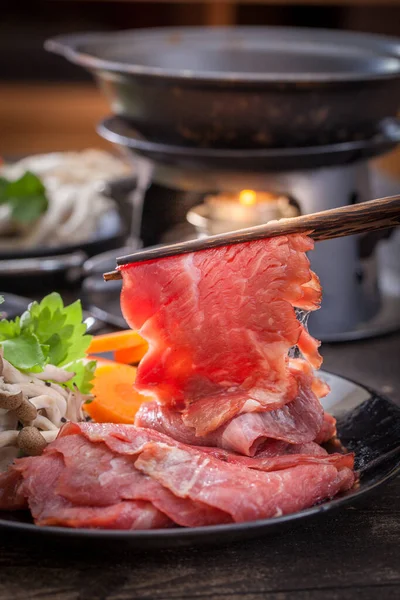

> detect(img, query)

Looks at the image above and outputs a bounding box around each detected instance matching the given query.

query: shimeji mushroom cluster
[0,351,91,469]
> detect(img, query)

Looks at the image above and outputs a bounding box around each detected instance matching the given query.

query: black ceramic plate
[0,371,399,549]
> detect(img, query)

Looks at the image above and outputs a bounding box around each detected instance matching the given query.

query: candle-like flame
[239,189,257,206]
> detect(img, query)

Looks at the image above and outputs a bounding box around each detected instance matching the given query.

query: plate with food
[0,150,133,290]
[0,233,399,549]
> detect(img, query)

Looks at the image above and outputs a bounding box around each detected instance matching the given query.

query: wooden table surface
[0,331,399,600]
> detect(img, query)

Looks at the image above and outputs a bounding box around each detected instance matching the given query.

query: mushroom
[2,359,33,385]
[28,395,63,426]
[40,430,58,444]
[15,398,38,424]
[0,408,18,433]
[2,359,69,397]
[0,356,87,456]
[47,381,70,400]
[17,427,48,456]
[30,364,74,384]
[31,415,59,432]
[0,430,19,448]
[65,387,88,423]
[18,383,67,415]
[0,383,23,411]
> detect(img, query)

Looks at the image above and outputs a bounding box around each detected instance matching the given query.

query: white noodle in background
[0,149,132,248]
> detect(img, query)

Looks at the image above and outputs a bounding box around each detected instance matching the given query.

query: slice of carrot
[87,330,146,354]
[114,344,148,365]
[84,363,148,424]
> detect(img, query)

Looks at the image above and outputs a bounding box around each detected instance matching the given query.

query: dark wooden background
[0,331,399,600]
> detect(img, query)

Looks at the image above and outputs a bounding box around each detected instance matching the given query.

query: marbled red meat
[0,423,355,529]
[255,441,329,458]
[135,442,355,523]
[68,423,354,498]
[0,464,28,511]
[120,235,322,435]
[199,446,354,472]
[52,433,231,527]
[2,448,172,529]
[135,365,324,456]
[315,413,337,444]
[0,452,170,529]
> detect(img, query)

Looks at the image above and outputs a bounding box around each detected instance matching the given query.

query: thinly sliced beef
[200,447,354,472]
[0,465,28,510]
[135,367,324,456]
[12,449,172,529]
[0,423,355,529]
[255,441,329,458]
[120,235,321,435]
[42,501,170,530]
[135,442,355,523]
[52,434,231,527]
[135,403,331,458]
[315,413,337,444]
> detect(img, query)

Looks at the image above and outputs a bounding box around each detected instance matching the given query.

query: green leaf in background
[10,195,48,224]
[0,171,48,225]
[0,177,8,196]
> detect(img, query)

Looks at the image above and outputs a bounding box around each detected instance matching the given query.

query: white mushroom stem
[31,364,74,383]
[32,415,59,431]
[29,395,63,427]
[48,381,70,400]
[41,430,58,443]
[3,360,69,399]
[0,408,18,433]
[19,383,67,416]
[66,389,89,422]
[2,359,35,385]
[0,430,19,448]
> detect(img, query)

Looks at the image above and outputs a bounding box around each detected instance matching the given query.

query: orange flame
[238,190,257,206]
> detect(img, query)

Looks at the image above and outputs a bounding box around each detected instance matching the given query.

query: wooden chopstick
[104,194,400,281]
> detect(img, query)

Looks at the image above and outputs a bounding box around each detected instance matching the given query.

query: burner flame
[238,190,257,206]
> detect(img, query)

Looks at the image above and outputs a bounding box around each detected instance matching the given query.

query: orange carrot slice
[114,345,148,365]
[84,362,148,424]
[87,330,146,354]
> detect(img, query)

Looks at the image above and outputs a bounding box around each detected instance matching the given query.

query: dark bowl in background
[45,26,400,149]
[0,184,130,294]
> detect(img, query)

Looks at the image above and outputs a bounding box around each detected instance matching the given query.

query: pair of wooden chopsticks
[104,194,400,281]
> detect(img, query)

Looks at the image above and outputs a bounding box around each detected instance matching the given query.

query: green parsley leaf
[0,171,48,225]
[0,316,21,340]
[1,332,45,371]
[65,360,97,395]
[0,293,95,392]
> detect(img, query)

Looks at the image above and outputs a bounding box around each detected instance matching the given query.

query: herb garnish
[0,171,48,224]
[0,293,96,393]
